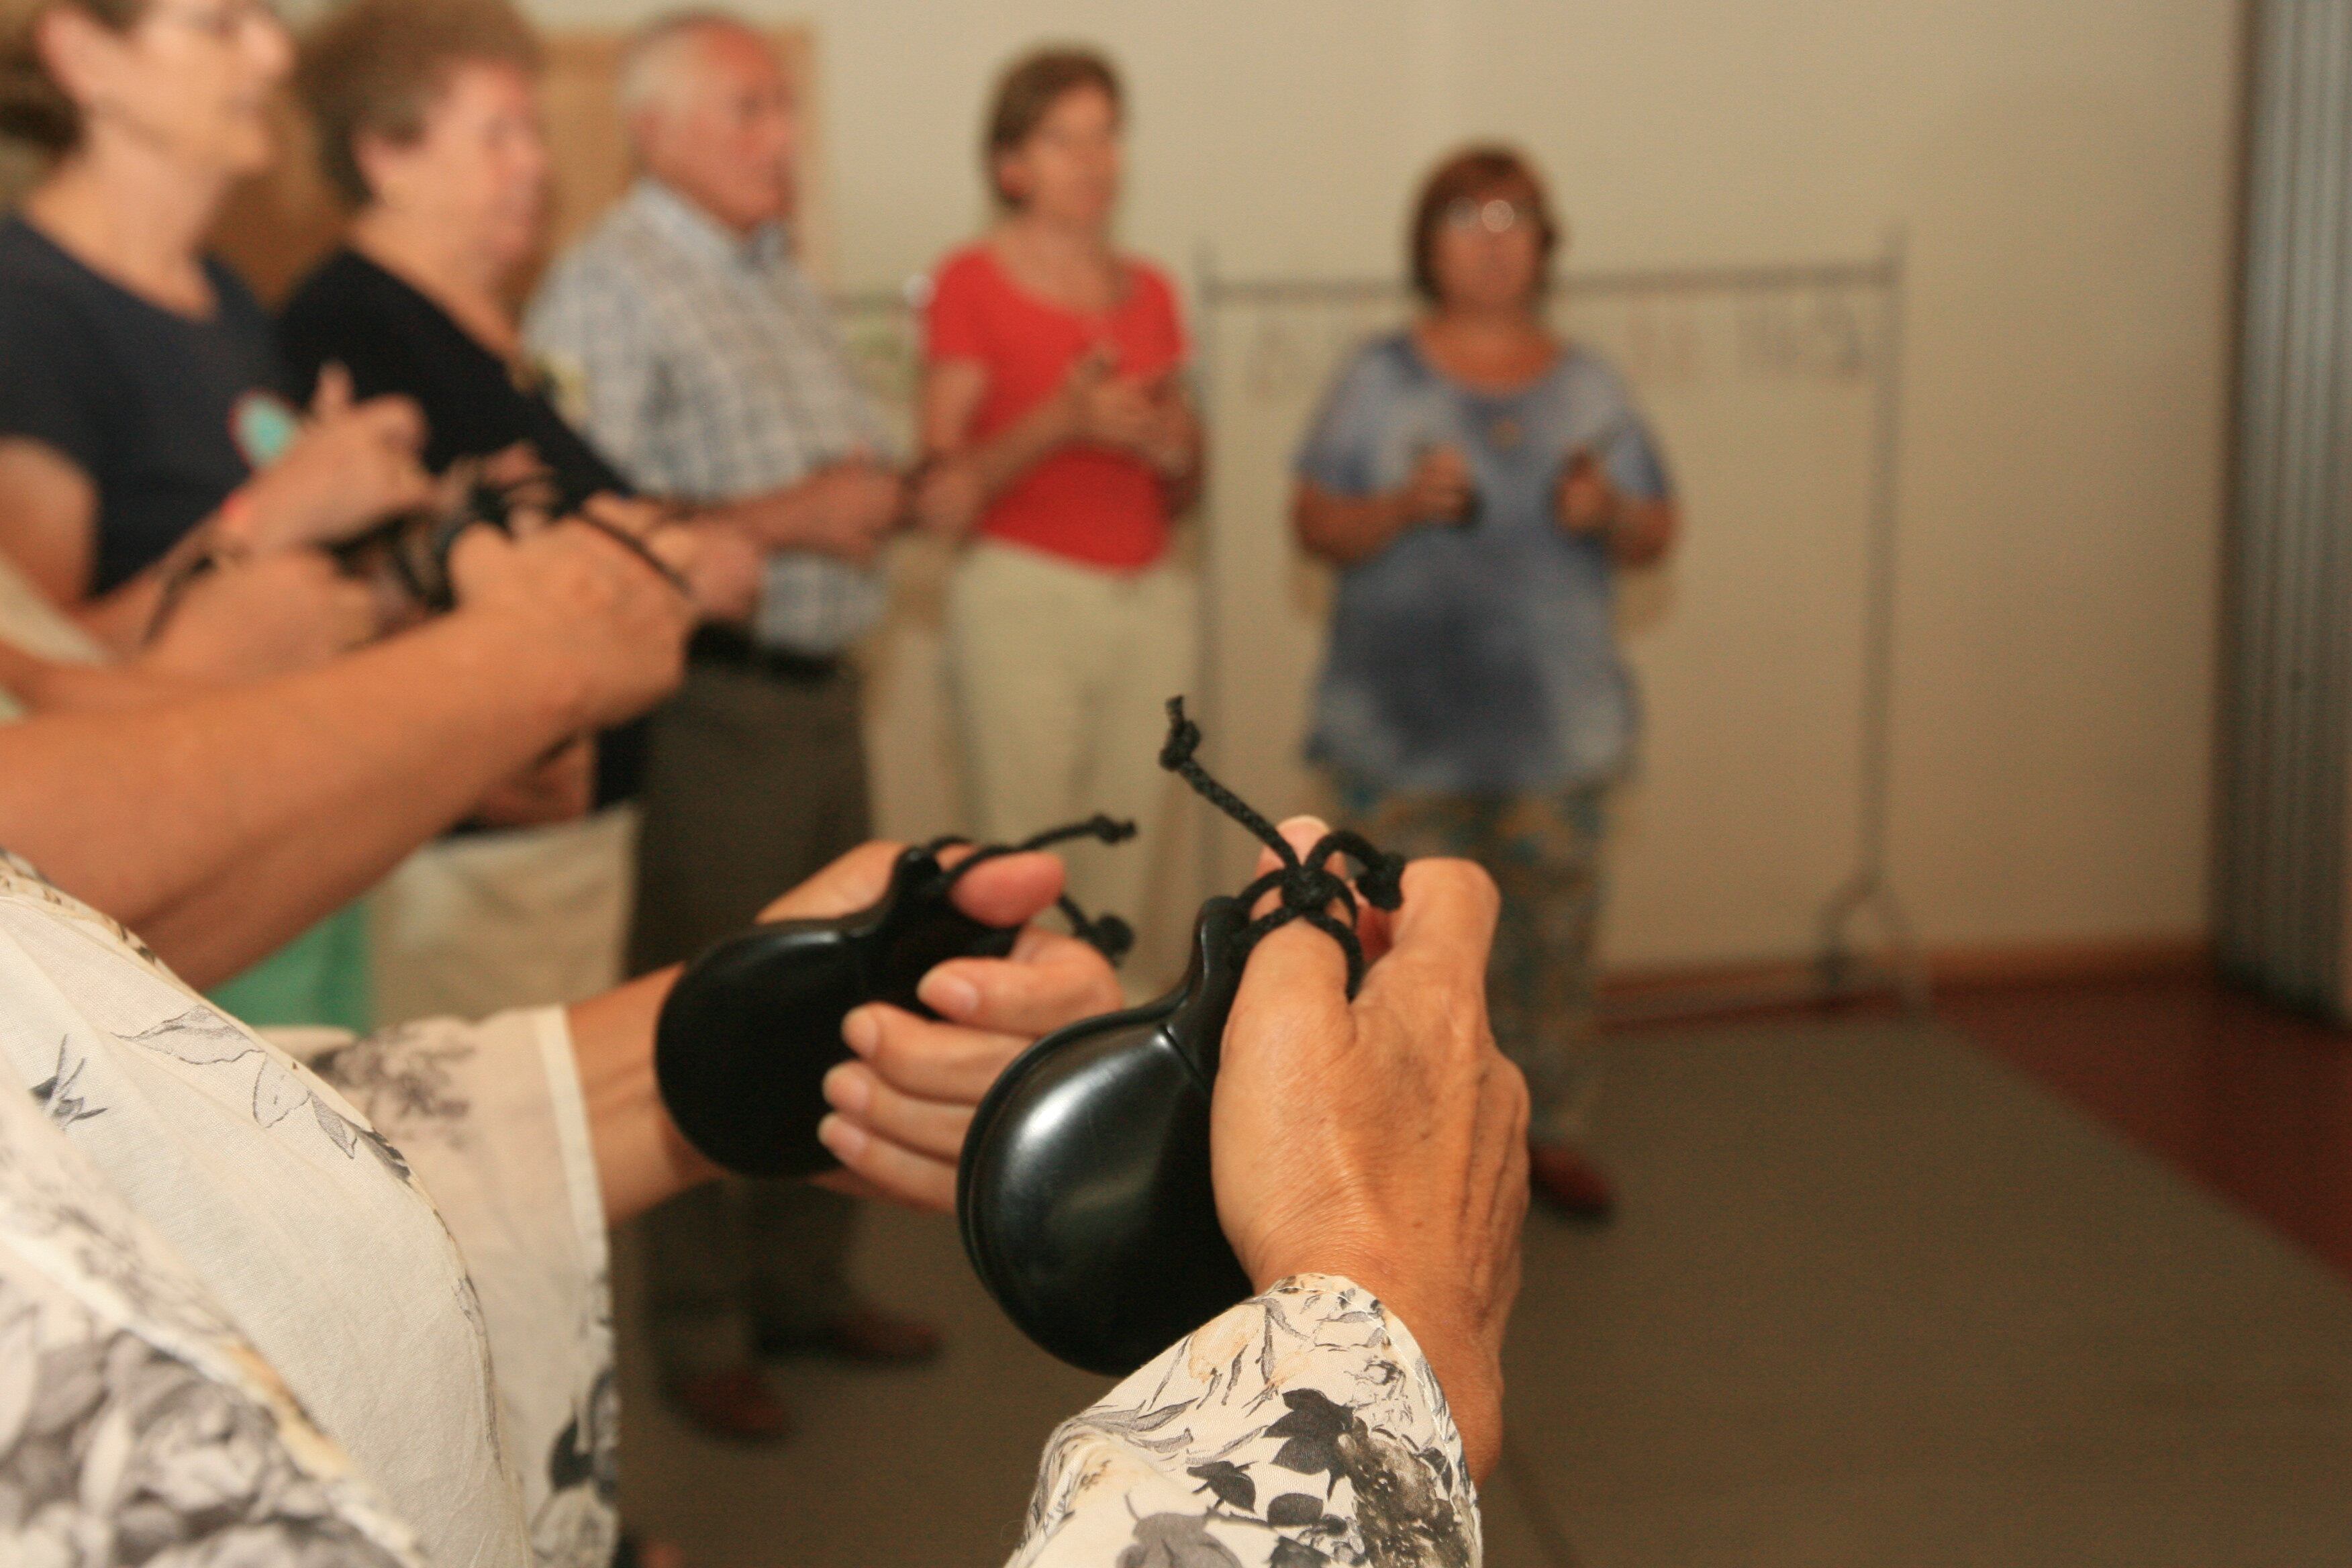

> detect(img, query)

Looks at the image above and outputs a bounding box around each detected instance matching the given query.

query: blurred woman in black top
[0,0,448,1030]
[274,0,620,511]
[275,0,759,1022]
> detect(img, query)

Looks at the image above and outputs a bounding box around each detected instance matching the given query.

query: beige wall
[530,0,2243,972]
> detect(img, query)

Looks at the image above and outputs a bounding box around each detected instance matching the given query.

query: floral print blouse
[0,853,1480,1567]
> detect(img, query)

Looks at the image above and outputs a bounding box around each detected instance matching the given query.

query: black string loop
[930,815,1138,964]
[1159,696,1407,996]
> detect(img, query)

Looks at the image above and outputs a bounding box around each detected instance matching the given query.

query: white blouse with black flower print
[0,852,1481,1567]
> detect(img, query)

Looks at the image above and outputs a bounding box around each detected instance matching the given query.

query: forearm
[1153,403,1206,516]
[0,609,586,977]
[1292,486,1412,567]
[75,576,167,655]
[133,842,377,991]
[0,639,197,712]
[72,493,271,657]
[566,964,717,1226]
[943,392,1077,511]
[701,483,823,553]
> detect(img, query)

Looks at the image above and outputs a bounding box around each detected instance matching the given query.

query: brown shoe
[1530,1141,1617,1222]
[758,1301,944,1364]
[665,1367,793,1444]
[614,1534,686,1568]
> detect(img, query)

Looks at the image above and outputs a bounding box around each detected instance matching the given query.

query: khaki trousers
[627,658,872,1378]
[945,540,1197,928]
[369,806,637,1026]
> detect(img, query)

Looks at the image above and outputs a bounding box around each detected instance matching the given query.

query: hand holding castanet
[654,822,1134,1187]
[234,366,438,551]
[1214,820,1528,1480]
[444,509,695,731]
[1555,446,1621,538]
[955,699,1528,1450]
[1395,444,1476,528]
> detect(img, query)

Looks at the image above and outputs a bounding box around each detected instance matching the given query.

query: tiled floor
[616,991,2352,1567]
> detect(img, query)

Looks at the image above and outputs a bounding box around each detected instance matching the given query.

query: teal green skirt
[207,902,373,1033]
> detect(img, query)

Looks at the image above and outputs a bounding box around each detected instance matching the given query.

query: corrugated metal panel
[2220,0,2352,1014]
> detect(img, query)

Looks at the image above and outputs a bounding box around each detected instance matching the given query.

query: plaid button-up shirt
[526,179,891,655]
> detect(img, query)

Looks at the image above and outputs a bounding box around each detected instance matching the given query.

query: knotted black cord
[1158,696,1406,997]
[928,815,1139,964]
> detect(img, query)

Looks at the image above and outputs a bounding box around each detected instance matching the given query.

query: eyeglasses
[1443,197,1534,234]
[148,0,280,43]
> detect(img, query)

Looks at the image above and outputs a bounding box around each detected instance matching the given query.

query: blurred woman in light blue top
[1291,146,1678,1220]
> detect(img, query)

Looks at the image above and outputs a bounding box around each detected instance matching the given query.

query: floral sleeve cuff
[1012,1273,1480,1567]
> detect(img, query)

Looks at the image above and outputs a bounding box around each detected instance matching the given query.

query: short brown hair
[982,45,1119,208]
[0,0,146,156]
[296,0,540,207]
[1408,144,1560,303]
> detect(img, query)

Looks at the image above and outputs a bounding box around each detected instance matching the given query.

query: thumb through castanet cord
[930,815,1139,965]
[1159,696,1406,996]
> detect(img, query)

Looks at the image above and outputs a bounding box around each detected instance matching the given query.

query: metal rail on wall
[1190,232,1928,1024]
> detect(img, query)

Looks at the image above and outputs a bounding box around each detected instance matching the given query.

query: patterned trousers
[1336,779,1609,1146]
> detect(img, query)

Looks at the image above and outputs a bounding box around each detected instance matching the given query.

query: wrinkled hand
[754,461,904,565]
[1138,391,1197,479]
[475,442,562,530]
[675,518,767,626]
[1063,344,1183,465]
[741,841,1123,1212]
[140,548,383,685]
[469,735,594,829]
[1073,378,1163,453]
[446,495,695,731]
[1395,444,1475,527]
[1555,448,1620,537]
[1102,372,1195,479]
[1212,816,1528,1479]
[232,366,438,551]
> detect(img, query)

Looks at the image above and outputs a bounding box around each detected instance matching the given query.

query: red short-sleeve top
[924,244,1187,571]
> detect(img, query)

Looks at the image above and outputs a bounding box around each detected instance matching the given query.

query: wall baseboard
[1598,934,2212,1015]
[1918,934,2212,991]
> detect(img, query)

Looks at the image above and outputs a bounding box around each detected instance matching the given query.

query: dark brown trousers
[628,658,871,1377]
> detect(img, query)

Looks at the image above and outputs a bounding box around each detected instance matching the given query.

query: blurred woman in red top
[916,46,1203,937]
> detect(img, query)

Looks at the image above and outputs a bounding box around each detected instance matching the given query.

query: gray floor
[616,1020,2352,1566]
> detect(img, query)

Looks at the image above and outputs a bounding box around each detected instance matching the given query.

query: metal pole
[1191,246,1227,917]
[1812,227,1930,1015]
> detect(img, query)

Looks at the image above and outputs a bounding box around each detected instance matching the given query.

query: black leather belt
[688,625,843,683]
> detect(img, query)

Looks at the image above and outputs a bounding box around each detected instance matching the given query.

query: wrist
[1148,436,1193,480]
[229,466,324,552]
[1269,1265,1502,1477]
[1368,1283,1503,1477]
[1040,387,1085,448]
[209,487,268,553]
[570,965,724,1226]
[442,601,600,737]
[1558,477,1624,538]
[1603,498,1643,555]
[779,491,854,555]
[711,491,794,552]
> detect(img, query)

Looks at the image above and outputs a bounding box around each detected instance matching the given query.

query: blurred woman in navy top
[0,0,440,1030]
